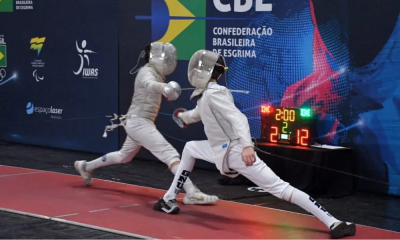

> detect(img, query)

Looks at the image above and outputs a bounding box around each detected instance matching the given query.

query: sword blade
[181,88,250,94]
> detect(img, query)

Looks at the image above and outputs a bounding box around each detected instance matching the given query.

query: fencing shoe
[74,160,93,186]
[183,190,219,205]
[330,221,356,239]
[153,198,180,214]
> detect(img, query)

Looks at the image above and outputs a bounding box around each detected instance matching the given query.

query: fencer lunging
[74,43,218,205]
[153,50,356,239]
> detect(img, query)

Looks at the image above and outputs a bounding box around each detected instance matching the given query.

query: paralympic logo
[135,0,272,60]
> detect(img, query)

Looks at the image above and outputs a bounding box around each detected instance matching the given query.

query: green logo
[0,45,6,67]
[0,0,13,12]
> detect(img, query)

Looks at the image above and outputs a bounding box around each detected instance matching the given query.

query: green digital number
[282,122,288,133]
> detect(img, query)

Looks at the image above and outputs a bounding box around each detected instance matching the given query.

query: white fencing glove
[163,81,181,101]
[173,108,187,128]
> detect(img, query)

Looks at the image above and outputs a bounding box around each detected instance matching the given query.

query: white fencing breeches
[180,140,290,198]
[123,117,180,167]
[163,140,340,229]
[85,117,180,172]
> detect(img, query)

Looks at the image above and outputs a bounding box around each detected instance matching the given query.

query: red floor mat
[0,165,398,239]
[0,165,42,176]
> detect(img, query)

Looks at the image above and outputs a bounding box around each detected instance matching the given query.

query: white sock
[170,163,197,194]
[85,152,125,172]
[289,187,339,229]
[164,154,196,201]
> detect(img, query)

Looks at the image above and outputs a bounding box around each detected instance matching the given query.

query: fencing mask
[188,50,227,100]
[148,42,177,76]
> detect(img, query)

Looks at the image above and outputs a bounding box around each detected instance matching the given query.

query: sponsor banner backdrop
[124,0,400,195]
[0,0,400,196]
[0,0,119,153]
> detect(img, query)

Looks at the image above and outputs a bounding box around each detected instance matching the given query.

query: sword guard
[173,108,187,129]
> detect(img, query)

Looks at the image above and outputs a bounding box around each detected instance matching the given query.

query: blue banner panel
[0,0,119,153]
[347,0,400,195]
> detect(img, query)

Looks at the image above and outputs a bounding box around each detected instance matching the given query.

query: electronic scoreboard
[260,105,314,146]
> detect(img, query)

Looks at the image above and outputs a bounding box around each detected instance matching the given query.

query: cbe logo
[213,0,272,12]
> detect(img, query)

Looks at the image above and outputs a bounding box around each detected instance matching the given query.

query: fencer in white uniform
[74,43,218,205]
[153,50,356,239]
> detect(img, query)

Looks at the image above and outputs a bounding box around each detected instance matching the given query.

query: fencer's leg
[128,119,195,194]
[138,130,200,195]
[179,142,218,205]
[153,150,195,214]
[169,161,198,195]
[281,186,356,239]
[230,150,356,239]
[163,142,198,201]
[153,141,218,214]
[128,119,218,204]
[74,136,141,186]
[168,160,218,205]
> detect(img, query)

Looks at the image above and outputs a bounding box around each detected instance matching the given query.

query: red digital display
[261,105,272,114]
[260,105,314,146]
[270,126,278,142]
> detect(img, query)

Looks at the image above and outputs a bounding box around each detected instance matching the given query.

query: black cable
[0,116,109,125]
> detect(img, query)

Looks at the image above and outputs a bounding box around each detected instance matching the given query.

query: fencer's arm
[180,106,202,125]
[209,90,253,148]
[140,71,166,94]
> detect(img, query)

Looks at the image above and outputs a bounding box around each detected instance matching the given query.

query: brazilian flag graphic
[0,45,6,67]
[152,0,206,60]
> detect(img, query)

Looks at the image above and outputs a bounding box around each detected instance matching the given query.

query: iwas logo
[73,40,98,79]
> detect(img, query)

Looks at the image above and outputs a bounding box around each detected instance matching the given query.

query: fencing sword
[170,85,251,127]
[180,87,250,94]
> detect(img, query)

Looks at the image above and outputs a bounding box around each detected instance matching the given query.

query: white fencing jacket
[180,82,253,177]
[126,64,166,122]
